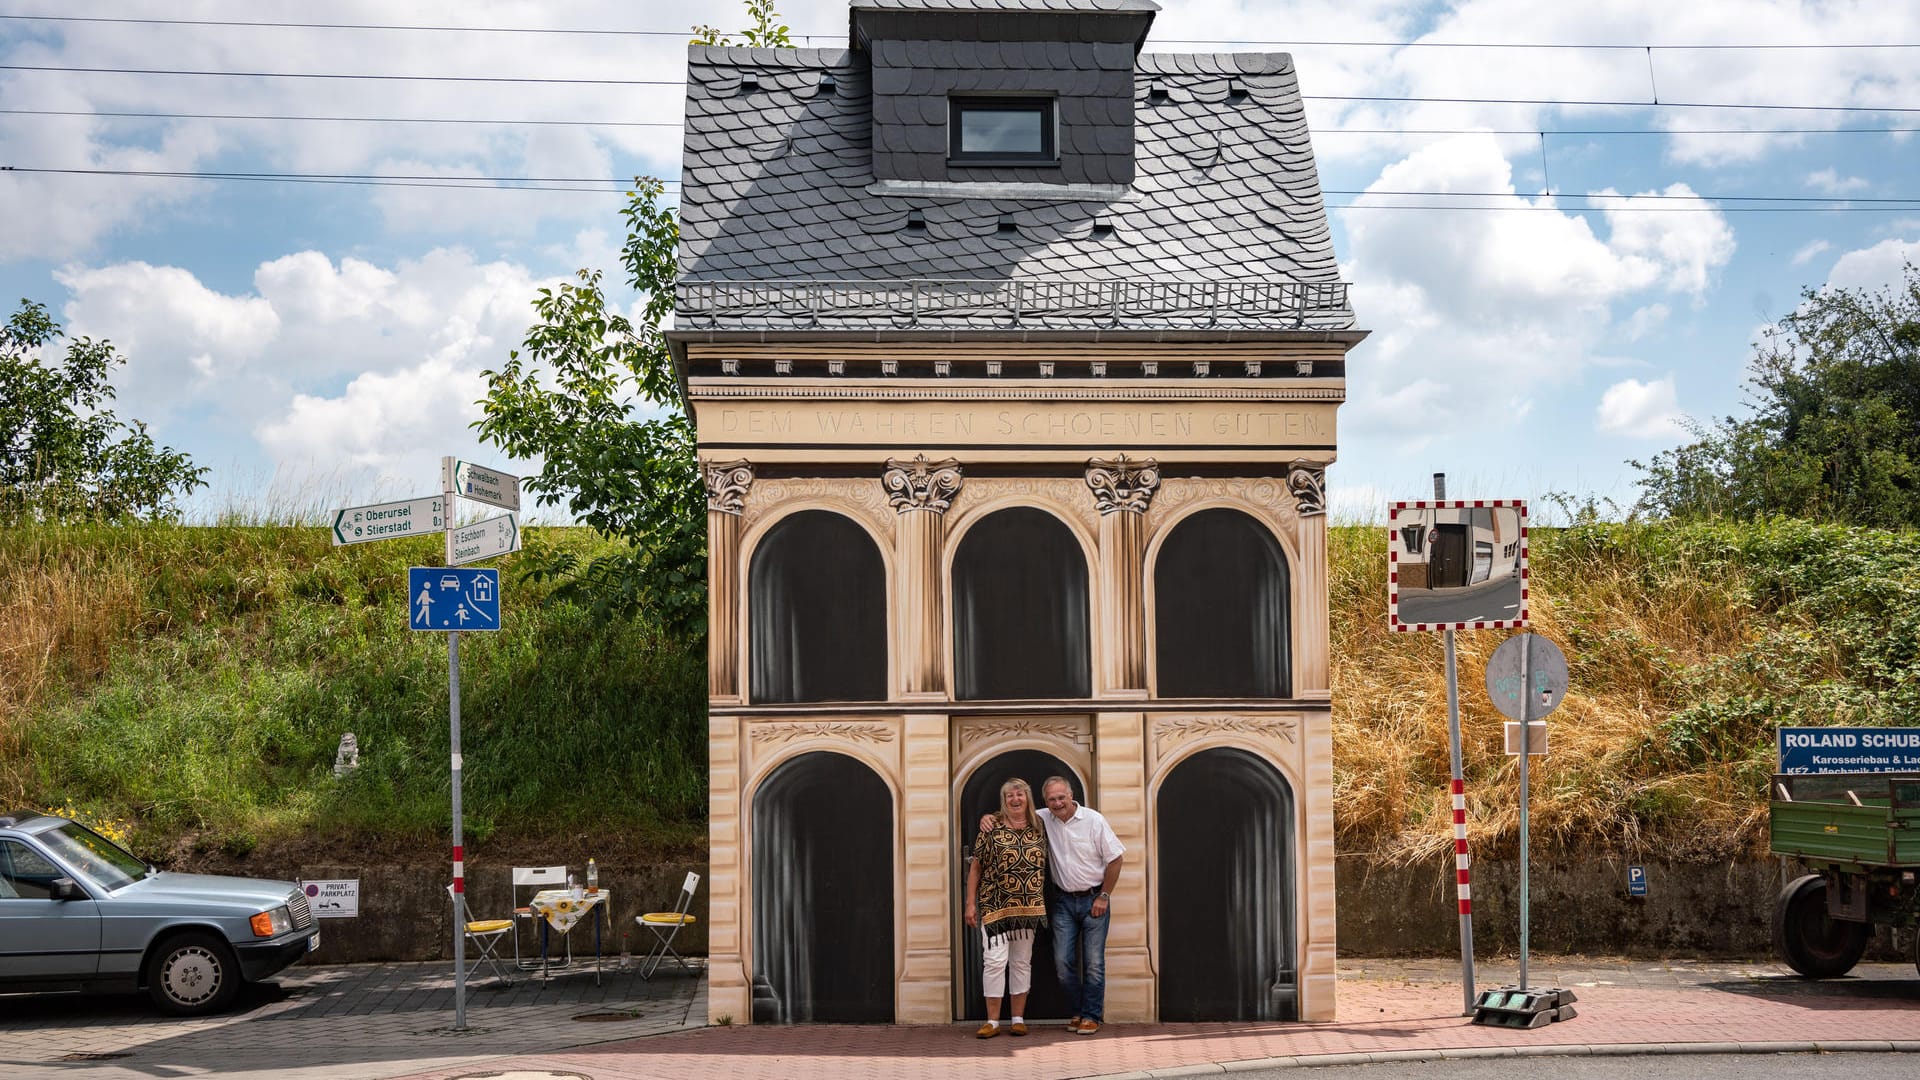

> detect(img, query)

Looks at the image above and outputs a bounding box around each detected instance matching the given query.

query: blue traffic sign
[408,567,500,632]
[1627,865,1647,897]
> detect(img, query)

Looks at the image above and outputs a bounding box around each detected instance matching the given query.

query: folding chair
[446,885,513,985]
[510,865,569,970]
[637,871,700,978]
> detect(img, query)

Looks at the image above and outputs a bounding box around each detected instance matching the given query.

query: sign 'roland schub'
[1777,726,1920,774]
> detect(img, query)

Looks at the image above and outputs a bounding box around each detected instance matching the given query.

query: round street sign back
[1484,633,1569,721]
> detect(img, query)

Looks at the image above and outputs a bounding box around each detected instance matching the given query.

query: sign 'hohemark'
[443,456,520,512]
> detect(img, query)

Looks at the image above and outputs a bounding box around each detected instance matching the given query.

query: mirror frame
[1387,499,1529,632]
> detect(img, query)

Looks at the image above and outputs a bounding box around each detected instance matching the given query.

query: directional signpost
[443,457,520,512]
[446,513,520,567]
[330,457,524,1033]
[331,496,446,546]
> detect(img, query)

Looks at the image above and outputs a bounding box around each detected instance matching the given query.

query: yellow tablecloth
[529,888,608,934]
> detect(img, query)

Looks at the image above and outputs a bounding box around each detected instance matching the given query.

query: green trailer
[1768,772,1920,977]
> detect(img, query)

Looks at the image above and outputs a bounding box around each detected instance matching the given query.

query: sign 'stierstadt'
[330,496,446,546]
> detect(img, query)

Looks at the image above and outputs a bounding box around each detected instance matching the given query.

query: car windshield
[39,822,152,891]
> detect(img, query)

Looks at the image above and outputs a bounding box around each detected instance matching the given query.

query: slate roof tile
[678,39,1349,330]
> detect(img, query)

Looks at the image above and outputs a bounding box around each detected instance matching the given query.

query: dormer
[851,0,1158,187]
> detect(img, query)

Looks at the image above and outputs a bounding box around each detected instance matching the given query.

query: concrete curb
[1088,1040,1920,1078]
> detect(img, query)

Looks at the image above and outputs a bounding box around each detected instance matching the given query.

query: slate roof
[675,45,1353,332]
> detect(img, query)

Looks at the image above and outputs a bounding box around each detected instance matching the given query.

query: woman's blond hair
[997,777,1037,826]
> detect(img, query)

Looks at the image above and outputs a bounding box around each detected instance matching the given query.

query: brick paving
[1,956,1914,1080]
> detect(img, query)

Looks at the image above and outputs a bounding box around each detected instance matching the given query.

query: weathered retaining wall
[250,855,1892,964]
[1336,855,1905,959]
[270,863,709,966]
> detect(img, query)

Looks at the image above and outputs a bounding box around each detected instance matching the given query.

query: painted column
[704,459,754,704]
[707,713,748,1023]
[883,454,963,699]
[1287,459,1337,1019]
[897,712,954,1022]
[1085,456,1160,697]
[1094,709,1154,1020]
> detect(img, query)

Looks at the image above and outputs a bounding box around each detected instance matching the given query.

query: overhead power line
[7,165,1919,212]
[4,13,1918,50]
[4,64,1918,116]
[3,106,1916,138]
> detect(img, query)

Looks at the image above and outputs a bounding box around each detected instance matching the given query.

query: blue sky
[3,0,1917,523]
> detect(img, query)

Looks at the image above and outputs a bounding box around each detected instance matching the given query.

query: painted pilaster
[1094,710,1154,1021]
[897,712,953,1022]
[1086,456,1160,696]
[1287,460,1330,699]
[704,459,754,704]
[707,712,749,1023]
[884,455,963,699]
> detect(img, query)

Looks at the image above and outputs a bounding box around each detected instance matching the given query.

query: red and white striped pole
[1433,474,1476,1014]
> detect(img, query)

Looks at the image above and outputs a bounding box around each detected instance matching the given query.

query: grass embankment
[4,519,1917,866]
[0,525,706,862]
[1334,519,1920,864]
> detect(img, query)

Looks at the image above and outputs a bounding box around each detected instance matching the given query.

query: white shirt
[1038,804,1124,892]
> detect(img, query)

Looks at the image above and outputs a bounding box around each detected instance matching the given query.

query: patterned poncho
[971,816,1049,942]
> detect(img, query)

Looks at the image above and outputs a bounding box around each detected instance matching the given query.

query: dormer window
[949,97,1056,164]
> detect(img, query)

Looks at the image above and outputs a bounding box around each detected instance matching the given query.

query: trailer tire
[1773,874,1868,978]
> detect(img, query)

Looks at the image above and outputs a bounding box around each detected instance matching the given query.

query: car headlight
[250,906,293,938]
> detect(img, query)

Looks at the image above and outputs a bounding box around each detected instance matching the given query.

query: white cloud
[1339,134,1733,453]
[1826,236,1920,294]
[1806,169,1869,195]
[1596,376,1686,438]
[53,248,564,502]
[1623,303,1669,341]
[1791,239,1833,266]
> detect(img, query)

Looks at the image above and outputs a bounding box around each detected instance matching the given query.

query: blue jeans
[1049,892,1109,1022]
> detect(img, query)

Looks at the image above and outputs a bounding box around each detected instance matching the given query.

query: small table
[528,888,609,983]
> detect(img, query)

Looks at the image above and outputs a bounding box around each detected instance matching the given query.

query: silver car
[0,812,319,1015]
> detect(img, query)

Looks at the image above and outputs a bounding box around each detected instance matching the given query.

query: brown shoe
[976,1022,1001,1039]
[1074,1019,1101,1035]
[1008,1022,1028,1036]
[1066,1016,1084,1033]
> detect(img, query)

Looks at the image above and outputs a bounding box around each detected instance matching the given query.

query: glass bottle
[586,857,598,893]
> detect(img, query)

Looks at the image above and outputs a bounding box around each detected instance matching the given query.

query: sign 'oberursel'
[331,495,446,546]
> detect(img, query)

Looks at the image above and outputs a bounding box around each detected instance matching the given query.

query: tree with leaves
[477,3,794,637]
[0,300,207,523]
[1634,263,1920,526]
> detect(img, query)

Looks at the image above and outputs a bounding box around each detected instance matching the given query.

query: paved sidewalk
[3,956,1915,1079]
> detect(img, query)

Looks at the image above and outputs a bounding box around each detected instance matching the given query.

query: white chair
[637,871,700,978]
[511,865,569,970]
[446,885,513,984]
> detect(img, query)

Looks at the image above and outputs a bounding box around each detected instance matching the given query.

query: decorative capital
[1286,460,1326,517]
[1084,455,1161,515]
[703,458,755,515]
[883,455,964,514]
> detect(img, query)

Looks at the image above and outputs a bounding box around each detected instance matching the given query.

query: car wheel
[147,931,241,1016]
[1772,874,1869,978]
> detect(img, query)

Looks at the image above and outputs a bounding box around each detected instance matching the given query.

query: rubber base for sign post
[1470,986,1578,1028]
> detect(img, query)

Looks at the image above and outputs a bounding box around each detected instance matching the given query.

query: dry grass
[0,529,148,805]
[1330,524,1783,864]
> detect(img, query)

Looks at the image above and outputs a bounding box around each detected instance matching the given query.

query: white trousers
[982,929,1034,998]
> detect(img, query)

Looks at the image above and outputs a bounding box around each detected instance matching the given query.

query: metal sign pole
[1517,632,1532,992]
[450,629,466,1030]
[1434,472,1475,1014]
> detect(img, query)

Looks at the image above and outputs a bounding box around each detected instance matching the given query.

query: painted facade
[671,0,1364,1025]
